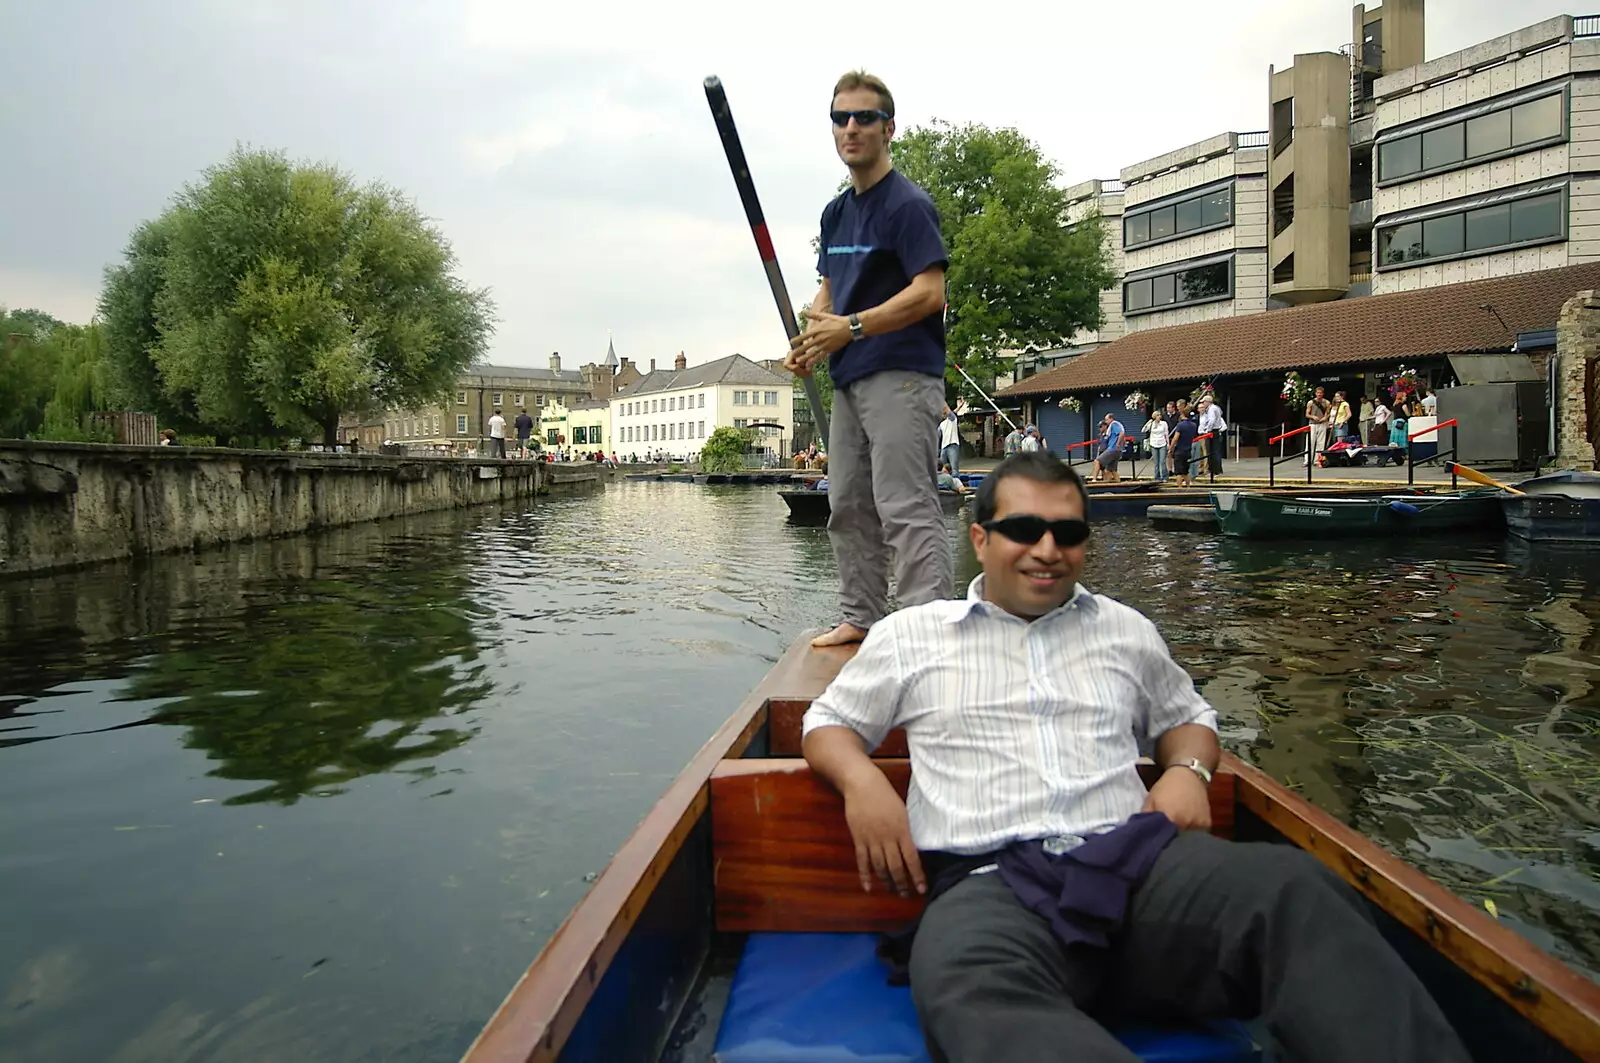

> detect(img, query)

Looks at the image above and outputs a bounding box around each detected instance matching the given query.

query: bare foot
[811,622,868,648]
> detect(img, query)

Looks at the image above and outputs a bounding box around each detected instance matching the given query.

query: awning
[1447,353,1541,384]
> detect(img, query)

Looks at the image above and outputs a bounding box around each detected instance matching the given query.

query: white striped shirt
[802,576,1218,856]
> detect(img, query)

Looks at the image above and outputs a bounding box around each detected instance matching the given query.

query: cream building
[610,353,794,460]
[1118,132,1271,333]
[1370,14,1600,294]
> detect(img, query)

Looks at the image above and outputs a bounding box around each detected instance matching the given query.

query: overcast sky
[0,0,1573,369]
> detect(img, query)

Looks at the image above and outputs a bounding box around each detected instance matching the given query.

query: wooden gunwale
[458,639,857,1063]
[1228,755,1600,1061]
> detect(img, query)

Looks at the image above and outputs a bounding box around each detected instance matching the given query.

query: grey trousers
[827,369,952,628]
[908,832,1471,1063]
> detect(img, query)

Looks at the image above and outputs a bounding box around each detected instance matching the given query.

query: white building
[610,353,795,460]
[1371,15,1600,293]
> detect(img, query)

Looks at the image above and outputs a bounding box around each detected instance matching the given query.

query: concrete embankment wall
[0,441,544,578]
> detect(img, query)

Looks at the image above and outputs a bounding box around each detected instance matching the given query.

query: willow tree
[100,148,494,445]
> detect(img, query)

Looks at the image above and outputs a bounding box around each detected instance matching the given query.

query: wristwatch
[848,313,864,341]
[1168,758,1213,785]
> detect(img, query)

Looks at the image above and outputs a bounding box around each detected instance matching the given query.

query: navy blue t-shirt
[816,169,949,390]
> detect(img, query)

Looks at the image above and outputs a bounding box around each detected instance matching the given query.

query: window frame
[1121,255,1236,317]
[1375,84,1569,189]
[1374,185,1567,271]
[1122,181,1235,252]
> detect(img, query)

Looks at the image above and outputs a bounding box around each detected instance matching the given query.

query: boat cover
[713,932,1259,1062]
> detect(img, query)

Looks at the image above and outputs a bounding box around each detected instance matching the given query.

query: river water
[2,482,1597,1061]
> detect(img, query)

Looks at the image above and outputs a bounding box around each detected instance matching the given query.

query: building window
[1377,87,1567,185]
[1122,256,1233,316]
[457,415,468,434]
[514,393,524,406]
[1377,187,1565,268]
[456,391,467,405]
[1122,182,1233,250]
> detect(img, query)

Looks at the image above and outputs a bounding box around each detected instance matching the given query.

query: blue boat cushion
[713,932,1258,1063]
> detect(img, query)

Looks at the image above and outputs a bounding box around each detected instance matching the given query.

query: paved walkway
[959,453,1461,485]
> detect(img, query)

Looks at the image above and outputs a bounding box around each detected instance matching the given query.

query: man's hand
[786,311,853,372]
[841,771,926,896]
[1141,766,1212,831]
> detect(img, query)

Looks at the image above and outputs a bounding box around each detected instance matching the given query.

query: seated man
[801,451,1468,1063]
[935,462,966,494]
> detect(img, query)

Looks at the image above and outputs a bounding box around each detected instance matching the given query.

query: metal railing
[1406,418,1459,489]
[1267,424,1313,488]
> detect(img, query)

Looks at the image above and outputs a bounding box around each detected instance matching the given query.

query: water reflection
[0,485,1596,1063]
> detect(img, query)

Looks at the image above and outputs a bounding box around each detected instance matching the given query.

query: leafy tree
[100,147,495,446]
[889,122,1115,390]
[699,425,752,474]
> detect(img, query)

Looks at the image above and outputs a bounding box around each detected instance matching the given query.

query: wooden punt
[459,638,1600,1063]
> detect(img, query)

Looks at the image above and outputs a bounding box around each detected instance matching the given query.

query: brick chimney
[674,351,687,371]
[550,351,561,373]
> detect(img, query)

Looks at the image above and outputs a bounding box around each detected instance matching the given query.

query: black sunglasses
[830,108,891,127]
[980,516,1091,548]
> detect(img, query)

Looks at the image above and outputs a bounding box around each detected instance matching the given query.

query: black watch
[848,313,864,341]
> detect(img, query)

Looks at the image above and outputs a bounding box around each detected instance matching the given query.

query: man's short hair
[832,70,894,117]
[974,452,1089,524]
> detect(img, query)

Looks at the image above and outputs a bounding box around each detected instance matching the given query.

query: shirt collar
[946,574,1096,624]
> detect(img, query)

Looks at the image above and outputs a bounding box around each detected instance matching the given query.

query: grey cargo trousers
[826,369,953,628]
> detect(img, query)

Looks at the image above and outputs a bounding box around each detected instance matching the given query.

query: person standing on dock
[784,70,952,648]
[487,408,507,459]
[1305,387,1330,467]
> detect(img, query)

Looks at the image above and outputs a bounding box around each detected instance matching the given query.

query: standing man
[1197,396,1226,477]
[1305,386,1331,466]
[939,406,962,474]
[487,408,507,459]
[514,407,534,457]
[785,70,951,648]
[1095,413,1124,483]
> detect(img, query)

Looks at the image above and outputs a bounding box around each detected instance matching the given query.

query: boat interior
[461,639,1600,1063]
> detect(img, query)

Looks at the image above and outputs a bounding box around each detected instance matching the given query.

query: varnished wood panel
[711,759,1237,934]
[1227,753,1600,1062]
[767,698,907,757]
[460,636,825,1063]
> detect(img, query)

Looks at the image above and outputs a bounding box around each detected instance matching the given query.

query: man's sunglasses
[980,516,1091,548]
[831,109,891,127]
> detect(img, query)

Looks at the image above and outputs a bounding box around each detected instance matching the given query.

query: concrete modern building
[1119,132,1271,332]
[1370,15,1600,294]
[610,353,794,460]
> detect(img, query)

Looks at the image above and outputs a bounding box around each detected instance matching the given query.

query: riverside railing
[1267,424,1313,488]
[1407,418,1459,490]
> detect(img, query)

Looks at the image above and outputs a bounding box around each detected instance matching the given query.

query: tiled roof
[616,354,790,397]
[998,262,1600,397]
[465,363,588,384]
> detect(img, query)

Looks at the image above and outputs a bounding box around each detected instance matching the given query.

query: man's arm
[788,267,944,371]
[800,623,925,896]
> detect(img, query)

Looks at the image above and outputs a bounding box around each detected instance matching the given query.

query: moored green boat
[1211,488,1505,539]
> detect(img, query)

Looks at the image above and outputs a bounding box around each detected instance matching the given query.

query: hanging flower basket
[1124,390,1148,411]
[1057,396,1083,412]
[1280,371,1312,409]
